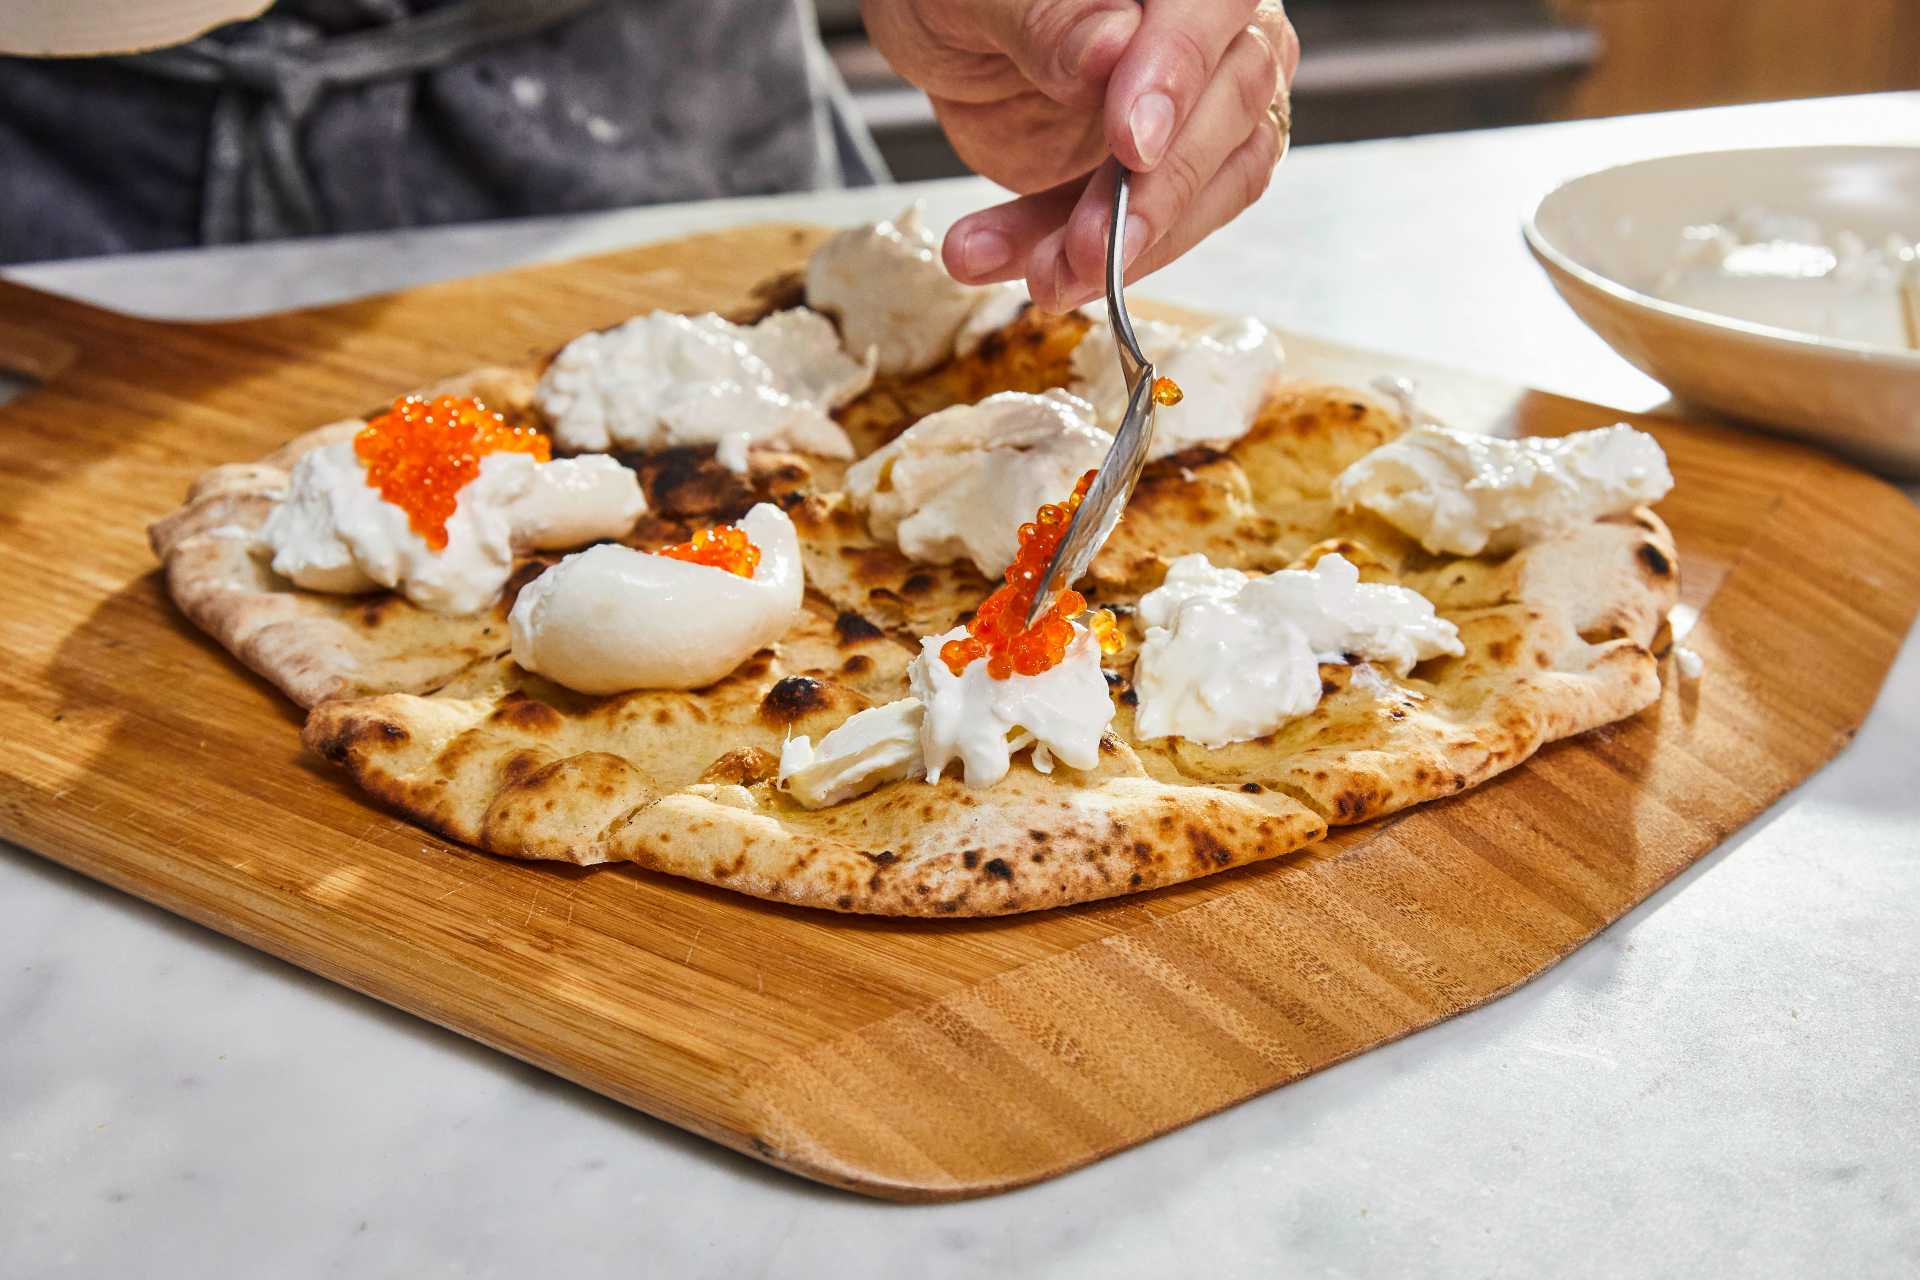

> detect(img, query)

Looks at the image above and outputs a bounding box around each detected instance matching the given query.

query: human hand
[862,0,1298,312]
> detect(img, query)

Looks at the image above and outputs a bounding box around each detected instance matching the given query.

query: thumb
[978,0,1141,109]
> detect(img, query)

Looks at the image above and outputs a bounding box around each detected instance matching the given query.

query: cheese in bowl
[1650,208,1916,352]
[1525,145,1920,472]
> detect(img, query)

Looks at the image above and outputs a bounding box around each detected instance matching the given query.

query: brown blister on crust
[617,445,824,524]
[841,543,910,584]
[487,693,566,733]
[308,713,410,766]
[832,610,883,644]
[758,675,829,721]
[498,749,547,786]
[621,445,756,520]
[701,748,780,787]
[1186,826,1233,865]
[1637,539,1674,578]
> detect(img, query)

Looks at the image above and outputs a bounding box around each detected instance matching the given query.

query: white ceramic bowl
[1524,146,1920,474]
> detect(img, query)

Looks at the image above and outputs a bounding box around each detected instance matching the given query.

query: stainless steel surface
[1024,163,1157,629]
[1290,24,1597,94]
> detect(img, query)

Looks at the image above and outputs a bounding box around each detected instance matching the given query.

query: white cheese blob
[843,390,1113,579]
[777,622,1120,807]
[1651,208,1916,350]
[1133,553,1463,748]
[806,203,1027,377]
[908,624,1116,789]
[1334,423,1673,557]
[713,430,753,475]
[777,698,926,809]
[508,503,804,694]
[259,443,645,615]
[1070,316,1285,459]
[1369,374,1442,429]
[534,308,870,458]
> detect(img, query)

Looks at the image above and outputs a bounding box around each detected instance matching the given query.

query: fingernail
[1122,213,1148,266]
[1045,254,1076,312]
[958,227,1012,277]
[1128,93,1174,168]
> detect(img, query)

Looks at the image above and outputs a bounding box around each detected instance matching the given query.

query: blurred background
[2,0,1916,266]
[823,0,1920,179]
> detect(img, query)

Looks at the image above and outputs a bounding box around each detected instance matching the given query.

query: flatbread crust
[147,367,540,707]
[154,284,1679,915]
[302,607,1327,916]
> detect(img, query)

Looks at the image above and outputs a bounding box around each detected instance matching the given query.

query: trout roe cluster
[657,523,761,578]
[353,394,549,550]
[940,469,1125,680]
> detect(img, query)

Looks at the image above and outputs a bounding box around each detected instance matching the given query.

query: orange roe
[1152,375,1184,407]
[353,395,550,550]
[1087,606,1124,656]
[939,469,1125,680]
[656,523,761,578]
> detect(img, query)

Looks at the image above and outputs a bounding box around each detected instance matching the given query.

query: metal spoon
[1024,160,1158,628]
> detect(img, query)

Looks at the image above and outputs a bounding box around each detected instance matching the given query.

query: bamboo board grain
[2,224,1917,1202]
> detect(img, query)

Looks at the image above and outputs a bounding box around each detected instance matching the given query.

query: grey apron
[0,0,884,263]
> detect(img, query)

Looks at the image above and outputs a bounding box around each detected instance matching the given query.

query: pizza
[151,207,1681,916]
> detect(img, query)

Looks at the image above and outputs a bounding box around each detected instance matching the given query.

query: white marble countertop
[5,95,1917,1278]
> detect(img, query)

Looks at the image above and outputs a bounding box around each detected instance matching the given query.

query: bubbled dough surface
[161,289,1678,915]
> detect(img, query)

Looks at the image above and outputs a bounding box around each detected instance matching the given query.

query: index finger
[1103,0,1259,171]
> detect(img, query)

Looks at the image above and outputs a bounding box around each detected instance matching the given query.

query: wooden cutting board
[3,225,1917,1202]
